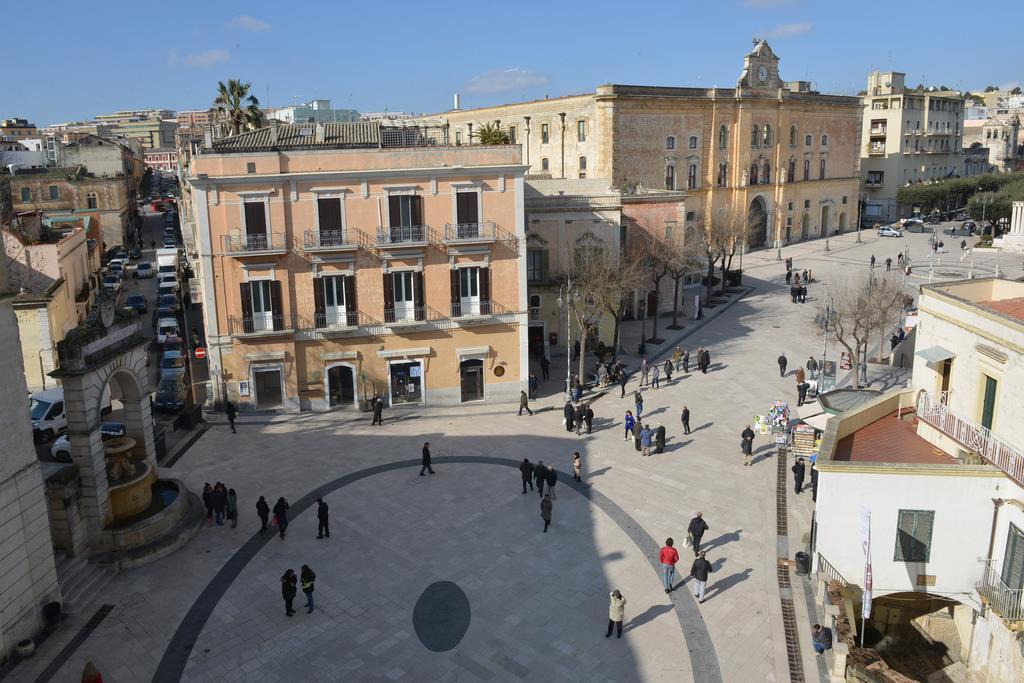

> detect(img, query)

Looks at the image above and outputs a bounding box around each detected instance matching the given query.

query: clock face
[758,65,768,83]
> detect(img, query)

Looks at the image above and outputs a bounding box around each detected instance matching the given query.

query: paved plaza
[12,228,1024,683]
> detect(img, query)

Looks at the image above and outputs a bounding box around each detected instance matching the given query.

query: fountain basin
[107,463,157,521]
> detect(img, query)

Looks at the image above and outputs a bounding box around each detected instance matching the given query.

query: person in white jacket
[606,590,627,639]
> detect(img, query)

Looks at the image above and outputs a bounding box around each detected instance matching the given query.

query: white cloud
[464,68,550,94]
[767,21,813,38]
[183,49,230,68]
[227,15,272,32]
[745,0,797,7]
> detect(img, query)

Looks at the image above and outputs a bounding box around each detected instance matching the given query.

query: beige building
[3,213,94,390]
[963,115,1023,174]
[860,71,966,223]
[186,120,528,411]
[427,41,862,250]
[0,253,60,662]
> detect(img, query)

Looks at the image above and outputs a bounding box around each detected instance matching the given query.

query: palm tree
[213,79,266,137]
[471,122,510,145]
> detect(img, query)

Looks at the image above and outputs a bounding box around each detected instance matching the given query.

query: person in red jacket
[659,537,680,594]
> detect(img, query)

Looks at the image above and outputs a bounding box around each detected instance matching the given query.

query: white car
[102,275,122,292]
[877,225,903,238]
[158,274,180,291]
[136,262,155,279]
[157,318,180,345]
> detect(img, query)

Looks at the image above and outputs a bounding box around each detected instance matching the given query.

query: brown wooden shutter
[388,196,401,227]
[313,277,325,327]
[414,271,424,320]
[269,280,284,330]
[450,268,460,316]
[239,283,253,333]
[344,275,357,326]
[479,267,490,303]
[411,195,423,226]
[383,272,394,318]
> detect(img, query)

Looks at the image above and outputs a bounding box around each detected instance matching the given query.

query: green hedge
[895,172,1024,215]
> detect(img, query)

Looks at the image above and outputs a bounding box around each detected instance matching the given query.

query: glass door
[323,275,347,326]
[459,267,480,315]
[393,272,414,321]
[251,281,274,332]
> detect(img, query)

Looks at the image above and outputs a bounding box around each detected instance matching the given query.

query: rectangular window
[317,197,343,233]
[48,185,59,200]
[804,200,810,209]
[842,196,848,205]
[803,159,810,181]
[788,160,796,183]
[541,123,549,144]
[456,191,479,225]
[20,187,31,202]
[315,275,349,327]
[981,375,998,430]
[665,165,675,190]
[246,162,256,174]
[455,131,462,145]
[687,163,697,189]
[787,201,793,211]
[244,201,267,236]
[805,135,812,146]
[577,120,586,142]
[527,249,546,283]
[894,509,934,562]
[819,159,826,180]
[240,280,283,332]
[508,126,516,144]
[541,158,549,172]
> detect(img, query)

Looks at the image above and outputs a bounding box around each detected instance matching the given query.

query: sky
[7,0,1022,126]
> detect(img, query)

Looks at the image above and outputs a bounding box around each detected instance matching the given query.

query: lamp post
[557,279,575,400]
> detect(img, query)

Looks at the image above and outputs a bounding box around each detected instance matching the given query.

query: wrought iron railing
[916,390,1024,486]
[384,305,447,325]
[529,306,541,320]
[304,229,353,250]
[228,314,291,335]
[377,224,429,245]
[223,232,285,253]
[314,310,360,329]
[816,552,848,587]
[444,221,496,242]
[451,298,516,319]
[977,559,1024,622]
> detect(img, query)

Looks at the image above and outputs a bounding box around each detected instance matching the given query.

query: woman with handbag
[272,497,289,539]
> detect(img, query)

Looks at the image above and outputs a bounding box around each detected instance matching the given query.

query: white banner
[860,507,873,623]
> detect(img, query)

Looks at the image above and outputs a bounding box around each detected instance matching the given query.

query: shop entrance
[389,360,423,405]
[326,364,355,408]
[460,359,484,402]
[253,367,283,409]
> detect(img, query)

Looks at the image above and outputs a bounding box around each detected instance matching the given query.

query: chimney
[203,126,213,148]
[269,118,279,144]
[453,93,461,110]
[314,123,326,144]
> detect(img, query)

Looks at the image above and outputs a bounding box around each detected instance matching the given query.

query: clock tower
[736,39,782,90]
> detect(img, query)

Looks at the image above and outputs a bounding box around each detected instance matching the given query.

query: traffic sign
[839,351,852,370]
[195,347,207,359]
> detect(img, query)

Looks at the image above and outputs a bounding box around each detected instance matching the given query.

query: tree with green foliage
[984,85,999,92]
[470,122,510,145]
[213,79,265,137]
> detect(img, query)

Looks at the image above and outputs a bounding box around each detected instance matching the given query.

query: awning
[916,346,956,364]
[800,412,833,432]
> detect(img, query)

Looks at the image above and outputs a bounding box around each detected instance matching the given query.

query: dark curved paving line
[153,456,722,683]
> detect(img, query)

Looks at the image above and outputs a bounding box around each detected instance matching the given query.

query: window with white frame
[688,135,698,149]
[666,136,676,150]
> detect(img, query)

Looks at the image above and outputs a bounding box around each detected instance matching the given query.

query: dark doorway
[244,201,266,236]
[747,196,768,248]
[327,365,355,408]
[528,324,545,357]
[253,368,282,409]
[460,359,484,402]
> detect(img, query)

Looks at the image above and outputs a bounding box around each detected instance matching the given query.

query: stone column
[122,394,156,470]
[62,374,110,544]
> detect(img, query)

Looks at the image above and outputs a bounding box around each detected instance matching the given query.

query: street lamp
[557,279,576,400]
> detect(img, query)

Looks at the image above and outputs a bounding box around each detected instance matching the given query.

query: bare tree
[866,272,907,363]
[563,242,625,381]
[696,216,733,304]
[717,215,746,296]
[663,227,704,329]
[630,231,670,342]
[593,243,646,354]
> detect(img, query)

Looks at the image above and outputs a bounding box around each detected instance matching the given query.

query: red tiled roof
[978,297,1024,322]
[833,410,955,464]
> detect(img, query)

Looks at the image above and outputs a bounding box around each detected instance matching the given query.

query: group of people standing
[201,482,238,528]
[253,495,295,539]
[561,400,595,434]
[281,565,317,616]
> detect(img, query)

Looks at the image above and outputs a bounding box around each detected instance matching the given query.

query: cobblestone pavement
[13,228,1021,683]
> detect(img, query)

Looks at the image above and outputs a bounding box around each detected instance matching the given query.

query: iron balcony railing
[816,552,849,587]
[313,310,367,329]
[977,559,1024,622]
[228,314,292,336]
[444,221,496,242]
[377,225,429,245]
[304,229,354,250]
[384,305,446,325]
[917,390,1024,487]
[451,298,515,319]
[222,232,285,254]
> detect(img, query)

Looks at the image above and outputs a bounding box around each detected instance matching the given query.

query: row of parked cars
[153,209,190,413]
[877,214,981,238]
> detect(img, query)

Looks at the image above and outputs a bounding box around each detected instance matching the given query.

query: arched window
[821,134,829,147]
[665,164,676,190]
[751,124,760,148]
[749,163,759,185]
[86,192,98,209]
[688,136,698,150]
[666,136,676,150]
[763,125,772,147]
[718,125,728,149]
[790,125,797,147]
[762,162,770,184]
[541,158,549,171]
[578,156,587,179]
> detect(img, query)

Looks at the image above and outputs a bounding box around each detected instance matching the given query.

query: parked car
[900,218,924,228]
[947,221,976,237]
[124,294,147,314]
[30,388,66,443]
[877,225,903,238]
[107,262,125,279]
[102,275,122,292]
[163,237,177,248]
[157,273,179,290]
[136,262,154,279]
[129,246,142,260]
[50,422,128,462]
[157,318,180,345]
[158,293,179,313]
[925,214,942,225]
[162,335,184,353]
[154,375,189,412]
[159,350,187,380]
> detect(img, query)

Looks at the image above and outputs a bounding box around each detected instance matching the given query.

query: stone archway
[820,204,832,237]
[747,195,769,248]
[800,213,810,240]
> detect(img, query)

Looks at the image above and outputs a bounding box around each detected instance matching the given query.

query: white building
[268,99,359,124]
[860,71,966,224]
[813,278,1024,682]
[0,139,47,170]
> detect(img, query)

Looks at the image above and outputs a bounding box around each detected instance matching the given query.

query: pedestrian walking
[660,538,680,593]
[545,466,558,500]
[606,590,626,638]
[619,370,628,398]
[792,457,806,494]
[797,381,810,407]
[778,353,788,377]
[281,568,297,616]
[520,458,535,494]
[202,483,214,525]
[371,394,384,425]
[226,488,238,529]
[682,349,690,373]
[885,257,892,272]
[672,346,683,370]
[420,442,435,476]
[572,339,580,361]
[81,661,103,683]
[807,356,818,380]
[563,400,575,432]
[811,624,833,654]
[681,406,691,435]
[273,497,289,539]
[799,284,807,304]
[741,424,755,454]
[741,434,753,466]
[655,424,666,454]
[640,357,650,386]
[624,410,636,441]
[574,402,585,436]
[663,359,673,382]
[640,425,653,457]
[519,390,533,416]
[795,366,805,385]
[528,372,538,399]
[785,269,793,285]
[651,365,660,389]
[690,551,713,603]
[700,348,711,374]
[870,254,876,269]
[256,495,270,533]
[582,403,593,434]
[534,460,547,497]
[897,252,904,265]
[572,376,583,403]
[572,452,582,481]
[541,494,553,532]
[212,482,227,527]
[634,391,644,420]
[226,402,237,434]
[301,565,316,614]
[316,497,330,538]
[687,512,709,555]
[540,355,550,380]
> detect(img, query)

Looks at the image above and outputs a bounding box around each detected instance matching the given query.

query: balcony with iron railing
[977,559,1024,628]
[227,313,295,337]
[222,232,288,256]
[866,142,886,156]
[383,304,448,329]
[303,228,359,252]
[310,310,382,337]
[443,221,497,244]
[376,225,430,247]
[916,390,1024,487]
[451,298,517,325]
